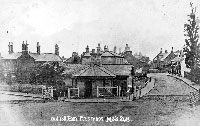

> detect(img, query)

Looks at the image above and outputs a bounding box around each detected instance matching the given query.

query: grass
[5,99,193,126]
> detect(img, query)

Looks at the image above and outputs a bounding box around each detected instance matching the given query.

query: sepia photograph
[0,0,200,126]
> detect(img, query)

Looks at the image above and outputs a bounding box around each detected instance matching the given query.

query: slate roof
[73,65,116,78]
[101,51,122,57]
[103,64,132,76]
[2,52,62,62]
[159,52,169,61]
[83,52,91,57]
[171,56,184,62]
[64,64,89,76]
[30,53,62,62]
[82,51,122,58]
[2,52,22,59]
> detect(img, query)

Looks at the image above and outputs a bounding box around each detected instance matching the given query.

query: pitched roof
[2,52,62,62]
[171,56,184,62]
[73,65,116,78]
[103,64,132,76]
[29,53,62,62]
[83,52,91,57]
[65,57,73,63]
[153,52,170,62]
[101,51,122,57]
[64,64,89,76]
[2,52,22,59]
[159,52,169,61]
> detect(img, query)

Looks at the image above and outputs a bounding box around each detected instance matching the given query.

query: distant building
[63,43,133,98]
[152,47,176,69]
[81,43,129,65]
[65,52,81,64]
[171,49,190,77]
[2,41,62,83]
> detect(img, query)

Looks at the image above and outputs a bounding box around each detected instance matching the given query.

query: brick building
[152,47,176,70]
[81,43,128,65]
[64,43,133,98]
[2,41,62,83]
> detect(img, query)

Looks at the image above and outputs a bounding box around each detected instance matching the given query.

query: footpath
[140,78,155,97]
[167,73,200,91]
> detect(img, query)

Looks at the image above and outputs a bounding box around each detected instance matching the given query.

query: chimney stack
[97,43,101,54]
[9,42,14,54]
[72,52,78,57]
[171,47,173,53]
[55,44,59,55]
[25,40,28,53]
[8,42,11,54]
[104,45,106,52]
[8,42,13,54]
[11,42,13,53]
[86,45,89,53]
[104,45,109,52]
[113,46,117,53]
[119,47,121,54]
[165,50,168,53]
[37,42,40,54]
[22,41,25,54]
[92,49,95,54]
[160,48,162,53]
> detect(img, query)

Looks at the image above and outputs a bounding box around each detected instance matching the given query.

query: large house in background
[2,41,62,83]
[81,43,129,65]
[171,49,191,77]
[65,52,81,64]
[64,43,133,98]
[152,47,176,70]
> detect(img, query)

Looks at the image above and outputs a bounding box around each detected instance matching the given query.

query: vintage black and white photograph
[0,0,200,126]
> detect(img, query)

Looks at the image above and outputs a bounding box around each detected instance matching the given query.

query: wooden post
[139,86,141,98]
[117,86,119,96]
[97,86,99,98]
[134,86,137,99]
[68,88,70,98]
[72,78,74,87]
[119,86,121,97]
[75,79,78,87]
[42,86,45,99]
[78,87,79,97]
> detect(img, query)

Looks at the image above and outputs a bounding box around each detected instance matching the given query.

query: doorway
[84,80,92,98]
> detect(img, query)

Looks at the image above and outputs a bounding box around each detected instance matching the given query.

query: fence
[42,86,56,99]
[97,86,119,98]
[68,87,79,98]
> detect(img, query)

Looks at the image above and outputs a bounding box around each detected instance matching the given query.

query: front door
[84,80,92,98]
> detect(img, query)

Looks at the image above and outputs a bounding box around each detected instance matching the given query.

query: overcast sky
[0,0,200,60]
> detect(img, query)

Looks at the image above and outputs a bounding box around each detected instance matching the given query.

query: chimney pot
[37,42,40,54]
[55,44,59,55]
[160,48,162,53]
[86,45,89,53]
[92,49,95,54]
